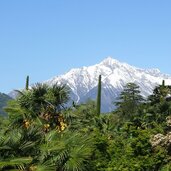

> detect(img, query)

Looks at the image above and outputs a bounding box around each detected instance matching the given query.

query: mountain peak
[100,57,120,67]
[148,68,160,74]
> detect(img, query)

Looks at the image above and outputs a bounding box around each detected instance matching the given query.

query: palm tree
[15,83,70,112]
[45,84,70,112]
[5,83,70,131]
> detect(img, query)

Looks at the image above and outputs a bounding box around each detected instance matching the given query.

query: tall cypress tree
[25,75,29,90]
[96,75,101,115]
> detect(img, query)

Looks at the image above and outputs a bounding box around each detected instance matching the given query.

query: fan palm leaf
[0,157,32,170]
[39,130,94,171]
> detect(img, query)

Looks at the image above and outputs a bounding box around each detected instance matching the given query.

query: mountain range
[44,57,171,112]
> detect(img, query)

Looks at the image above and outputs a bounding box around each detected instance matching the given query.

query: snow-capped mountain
[45,57,171,112]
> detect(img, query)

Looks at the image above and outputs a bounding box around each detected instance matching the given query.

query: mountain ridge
[44,57,171,112]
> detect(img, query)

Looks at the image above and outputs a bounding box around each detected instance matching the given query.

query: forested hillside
[0,93,12,116]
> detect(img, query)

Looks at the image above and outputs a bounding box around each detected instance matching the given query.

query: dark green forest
[1,76,171,171]
[0,93,12,116]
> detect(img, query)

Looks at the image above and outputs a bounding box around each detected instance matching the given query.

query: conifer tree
[148,80,171,104]
[115,82,143,119]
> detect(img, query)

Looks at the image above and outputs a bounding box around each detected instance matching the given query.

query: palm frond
[0,157,32,169]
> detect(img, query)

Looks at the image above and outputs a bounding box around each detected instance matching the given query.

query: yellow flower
[43,124,50,132]
[29,165,37,171]
[44,124,50,129]
[60,122,67,131]
[23,120,30,129]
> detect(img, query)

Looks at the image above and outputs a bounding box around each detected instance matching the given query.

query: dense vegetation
[0,77,171,170]
[0,93,12,116]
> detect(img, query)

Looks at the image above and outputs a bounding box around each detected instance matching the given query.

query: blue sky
[0,0,171,93]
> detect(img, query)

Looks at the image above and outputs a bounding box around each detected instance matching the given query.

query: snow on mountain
[45,57,171,112]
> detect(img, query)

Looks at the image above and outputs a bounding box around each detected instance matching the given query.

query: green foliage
[40,131,94,171]
[1,81,171,170]
[148,82,171,105]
